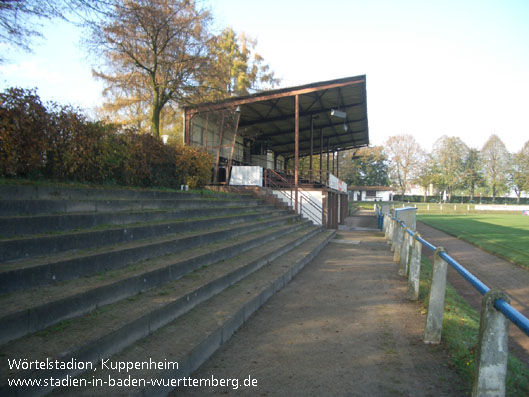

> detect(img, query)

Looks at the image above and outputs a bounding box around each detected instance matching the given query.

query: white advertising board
[229,166,263,186]
[328,173,347,192]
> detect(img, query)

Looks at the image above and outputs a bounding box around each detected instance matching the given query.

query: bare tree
[384,134,424,196]
[90,0,211,137]
[0,0,110,58]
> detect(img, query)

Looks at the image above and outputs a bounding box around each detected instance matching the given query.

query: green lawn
[418,213,529,269]
[419,256,529,395]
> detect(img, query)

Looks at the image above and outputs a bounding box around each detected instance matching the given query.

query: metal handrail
[389,215,529,337]
[264,169,323,223]
[275,168,330,188]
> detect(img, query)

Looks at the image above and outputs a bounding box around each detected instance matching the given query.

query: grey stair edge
[0,197,264,217]
[140,229,335,397]
[0,214,300,294]
[0,220,311,345]
[0,209,289,263]
[0,185,254,201]
[0,204,278,238]
[57,229,335,397]
[1,227,323,396]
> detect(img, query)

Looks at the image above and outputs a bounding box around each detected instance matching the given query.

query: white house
[348,186,394,201]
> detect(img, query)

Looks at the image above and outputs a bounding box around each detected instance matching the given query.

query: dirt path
[417,221,529,368]
[172,211,466,396]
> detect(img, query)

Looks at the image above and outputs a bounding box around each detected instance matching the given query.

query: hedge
[0,88,212,189]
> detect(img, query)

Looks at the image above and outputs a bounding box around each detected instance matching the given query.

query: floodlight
[330,109,347,119]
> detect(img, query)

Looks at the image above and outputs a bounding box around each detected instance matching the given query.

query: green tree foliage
[511,140,529,203]
[341,146,389,187]
[384,134,424,196]
[91,0,212,137]
[0,87,212,188]
[481,134,510,200]
[431,135,468,200]
[202,27,280,101]
[92,3,279,137]
[462,148,484,202]
[414,153,439,202]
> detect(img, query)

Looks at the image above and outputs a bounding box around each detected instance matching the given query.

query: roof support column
[310,115,314,181]
[320,128,323,183]
[226,109,241,183]
[336,150,339,177]
[203,113,209,149]
[295,94,299,214]
[327,138,330,176]
[213,111,225,184]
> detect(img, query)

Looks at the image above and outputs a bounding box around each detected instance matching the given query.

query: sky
[1,0,528,153]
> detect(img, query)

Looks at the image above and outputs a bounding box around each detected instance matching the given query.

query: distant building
[348,186,394,201]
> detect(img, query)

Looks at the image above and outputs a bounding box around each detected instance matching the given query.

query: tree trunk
[492,184,497,202]
[151,103,161,137]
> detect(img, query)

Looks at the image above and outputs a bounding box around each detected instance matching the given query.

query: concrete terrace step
[0,214,298,293]
[0,220,310,344]
[0,204,278,238]
[52,229,335,397]
[0,185,252,201]
[0,197,264,217]
[0,209,287,262]
[1,226,325,397]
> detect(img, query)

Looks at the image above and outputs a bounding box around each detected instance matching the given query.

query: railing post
[393,222,402,263]
[387,216,394,245]
[407,232,422,301]
[391,220,399,252]
[424,247,447,344]
[398,229,410,276]
[472,290,510,397]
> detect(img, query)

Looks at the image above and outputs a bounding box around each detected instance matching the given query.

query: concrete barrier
[424,247,447,344]
[406,232,422,301]
[383,217,524,395]
[472,290,510,396]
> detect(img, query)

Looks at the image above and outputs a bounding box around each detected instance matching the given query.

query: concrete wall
[395,207,417,231]
[272,190,324,226]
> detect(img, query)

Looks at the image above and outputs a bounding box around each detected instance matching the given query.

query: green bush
[0,88,212,189]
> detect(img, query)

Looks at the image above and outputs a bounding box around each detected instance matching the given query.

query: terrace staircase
[0,184,334,396]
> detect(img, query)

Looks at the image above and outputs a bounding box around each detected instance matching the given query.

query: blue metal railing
[376,206,384,230]
[391,216,529,337]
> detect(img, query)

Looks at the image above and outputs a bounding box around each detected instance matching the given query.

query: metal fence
[379,209,529,396]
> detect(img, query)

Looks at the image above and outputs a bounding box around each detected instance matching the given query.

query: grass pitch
[417,213,529,269]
